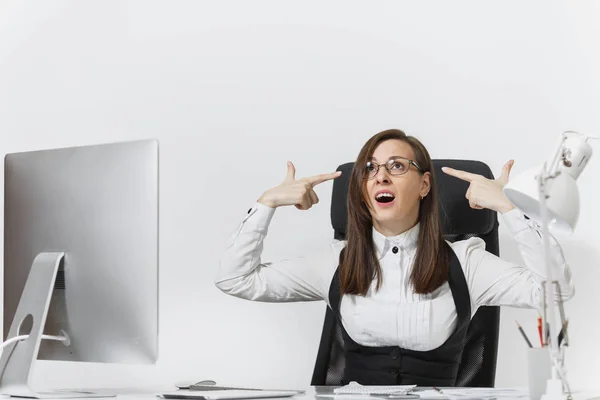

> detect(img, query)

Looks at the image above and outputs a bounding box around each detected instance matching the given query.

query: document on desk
[413,388,528,399]
[158,389,303,400]
[318,387,528,400]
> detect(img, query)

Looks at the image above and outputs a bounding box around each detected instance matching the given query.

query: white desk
[4,386,599,400]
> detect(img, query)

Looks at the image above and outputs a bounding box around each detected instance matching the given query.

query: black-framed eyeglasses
[364,157,425,179]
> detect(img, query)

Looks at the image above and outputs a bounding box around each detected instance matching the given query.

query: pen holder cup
[528,347,552,400]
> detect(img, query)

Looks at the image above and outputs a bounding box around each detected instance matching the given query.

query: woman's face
[364,139,430,234]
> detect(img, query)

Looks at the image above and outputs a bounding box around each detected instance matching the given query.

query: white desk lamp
[503,131,597,400]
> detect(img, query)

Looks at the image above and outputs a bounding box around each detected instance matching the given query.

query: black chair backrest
[311,159,500,387]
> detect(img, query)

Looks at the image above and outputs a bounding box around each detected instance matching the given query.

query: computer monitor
[1,139,159,398]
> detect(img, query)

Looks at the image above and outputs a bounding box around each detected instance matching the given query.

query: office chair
[311,159,500,387]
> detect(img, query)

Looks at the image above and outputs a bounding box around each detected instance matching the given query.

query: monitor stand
[0,252,115,399]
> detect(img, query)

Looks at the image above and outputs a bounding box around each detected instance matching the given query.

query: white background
[0,0,599,392]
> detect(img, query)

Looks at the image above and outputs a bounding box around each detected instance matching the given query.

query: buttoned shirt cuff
[501,208,536,236]
[241,201,276,233]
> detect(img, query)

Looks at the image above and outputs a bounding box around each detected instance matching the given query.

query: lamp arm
[537,171,570,400]
[537,169,557,355]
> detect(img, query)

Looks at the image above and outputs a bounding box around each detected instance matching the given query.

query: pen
[537,316,544,347]
[515,320,533,348]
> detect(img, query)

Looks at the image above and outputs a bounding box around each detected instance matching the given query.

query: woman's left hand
[441,160,515,213]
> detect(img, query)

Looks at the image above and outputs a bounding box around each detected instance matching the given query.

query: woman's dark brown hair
[339,129,450,295]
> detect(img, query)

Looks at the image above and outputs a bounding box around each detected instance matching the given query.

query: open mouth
[375,191,396,204]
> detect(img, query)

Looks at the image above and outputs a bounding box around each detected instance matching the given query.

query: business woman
[215,129,574,386]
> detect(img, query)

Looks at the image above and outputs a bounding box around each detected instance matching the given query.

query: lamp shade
[503,166,580,233]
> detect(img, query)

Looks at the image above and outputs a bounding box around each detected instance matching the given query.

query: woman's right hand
[258,161,342,210]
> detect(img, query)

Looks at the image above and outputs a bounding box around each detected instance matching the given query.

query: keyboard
[189,385,262,392]
[161,390,303,400]
[333,382,416,395]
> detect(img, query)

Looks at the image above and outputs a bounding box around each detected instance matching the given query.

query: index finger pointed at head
[441,167,477,182]
[306,170,343,186]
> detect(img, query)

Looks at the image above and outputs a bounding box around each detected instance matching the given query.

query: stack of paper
[414,388,528,399]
